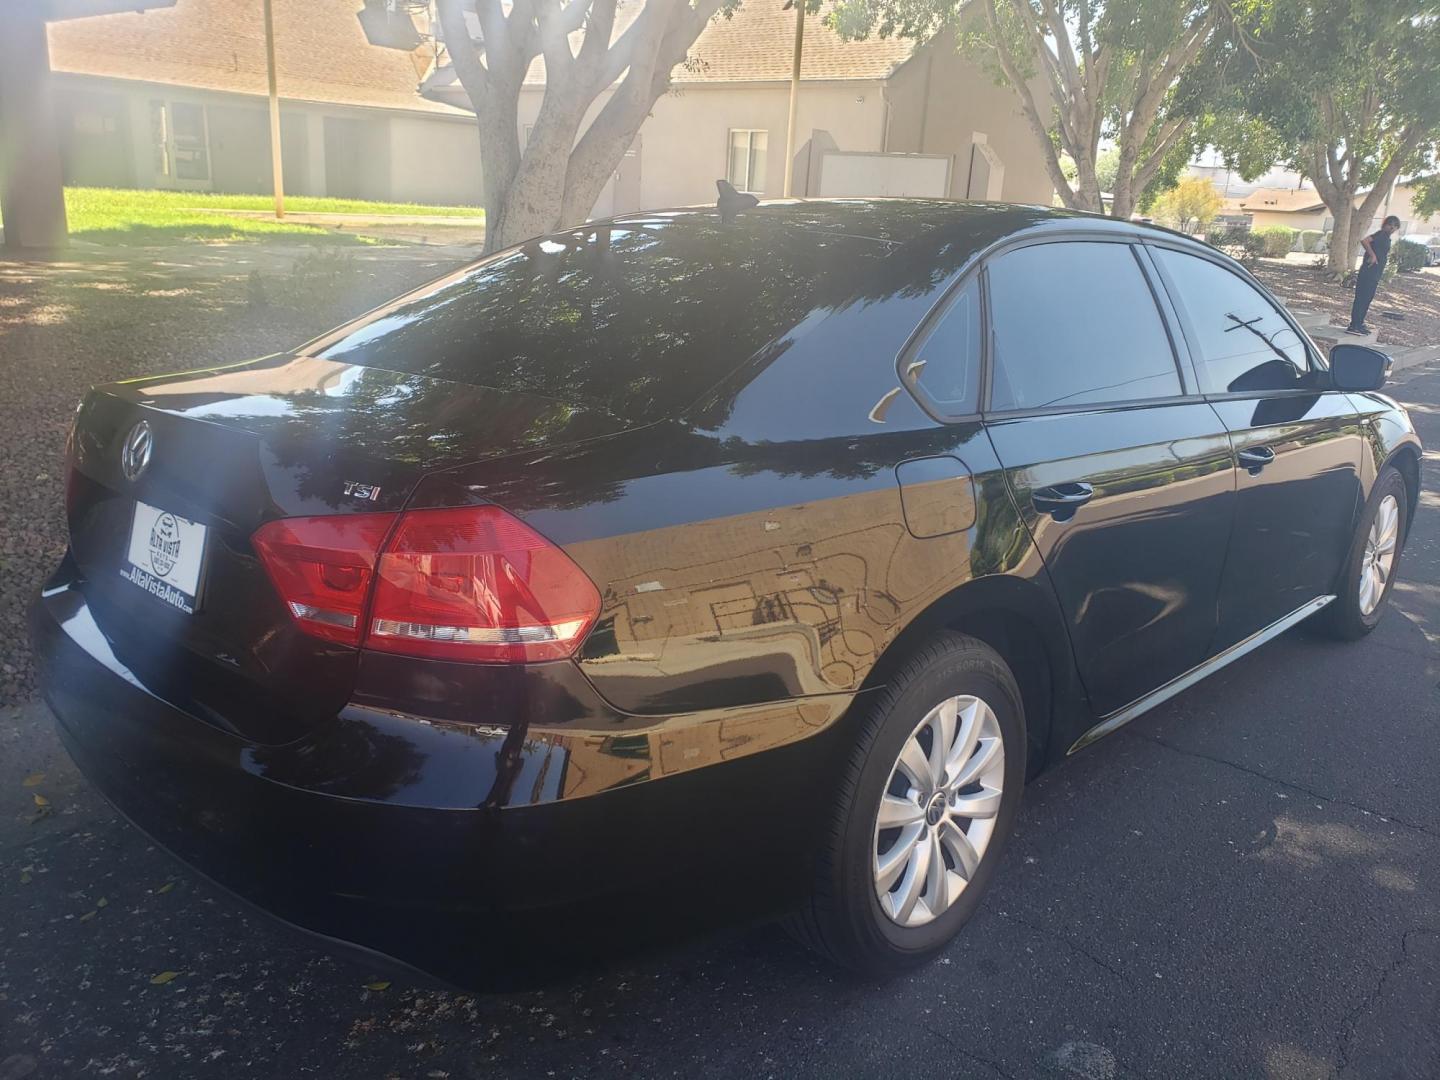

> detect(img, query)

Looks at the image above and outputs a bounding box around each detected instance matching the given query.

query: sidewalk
[1292,308,1440,373]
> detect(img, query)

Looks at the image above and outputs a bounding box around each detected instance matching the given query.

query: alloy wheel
[1359,494,1400,616]
[872,694,1005,928]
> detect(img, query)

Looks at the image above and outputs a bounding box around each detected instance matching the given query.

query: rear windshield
[312,213,891,424]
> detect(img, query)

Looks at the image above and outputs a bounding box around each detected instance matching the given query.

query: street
[2,364,1438,1080]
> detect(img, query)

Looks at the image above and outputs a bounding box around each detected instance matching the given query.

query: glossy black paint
[32,200,1422,983]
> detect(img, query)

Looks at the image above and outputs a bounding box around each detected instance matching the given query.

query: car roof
[597,197,1158,255]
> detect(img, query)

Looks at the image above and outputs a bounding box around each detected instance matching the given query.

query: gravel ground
[1252,259,1440,347]
[0,238,480,706]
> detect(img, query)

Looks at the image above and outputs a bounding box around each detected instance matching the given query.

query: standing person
[1346,215,1402,335]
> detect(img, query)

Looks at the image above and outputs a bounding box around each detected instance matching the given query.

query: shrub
[1205,226,1264,264]
[1298,229,1323,254]
[1395,239,1428,272]
[1253,226,1296,257]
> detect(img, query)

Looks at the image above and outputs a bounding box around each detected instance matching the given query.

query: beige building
[46,0,484,205]
[1229,181,1438,237]
[42,0,1052,215]
[421,0,1056,213]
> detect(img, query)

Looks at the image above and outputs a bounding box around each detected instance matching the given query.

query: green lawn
[65,187,485,245]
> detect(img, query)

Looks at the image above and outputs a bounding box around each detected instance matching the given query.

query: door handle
[1033,482,1094,522]
[1238,446,1276,474]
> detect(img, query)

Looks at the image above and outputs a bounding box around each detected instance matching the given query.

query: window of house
[1152,248,1317,395]
[149,101,210,182]
[902,277,981,416]
[727,129,768,194]
[987,242,1181,412]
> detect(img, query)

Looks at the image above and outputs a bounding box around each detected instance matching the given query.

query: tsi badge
[343,480,382,503]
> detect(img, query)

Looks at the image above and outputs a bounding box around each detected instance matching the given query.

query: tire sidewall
[1335,468,1408,635]
[836,644,1026,962]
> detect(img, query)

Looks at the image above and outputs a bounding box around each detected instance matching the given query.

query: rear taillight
[252,513,396,646]
[253,505,600,663]
[367,507,602,663]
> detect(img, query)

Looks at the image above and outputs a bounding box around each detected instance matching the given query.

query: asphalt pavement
[3,366,1439,1080]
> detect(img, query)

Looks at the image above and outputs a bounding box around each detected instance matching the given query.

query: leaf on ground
[31,793,49,808]
[365,981,391,992]
[78,910,97,922]
[96,897,108,908]
[19,871,32,885]
[21,773,45,787]
[155,882,174,895]
[150,970,181,985]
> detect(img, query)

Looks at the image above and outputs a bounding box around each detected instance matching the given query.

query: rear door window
[1152,247,1318,394]
[987,241,1181,412]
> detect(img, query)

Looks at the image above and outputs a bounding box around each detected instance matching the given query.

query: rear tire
[789,633,1025,975]
[1323,466,1408,640]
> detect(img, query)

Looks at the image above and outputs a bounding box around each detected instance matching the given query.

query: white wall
[57,75,482,206]
[640,82,888,206]
[815,151,951,197]
[519,81,889,214]
[389,114,484,206]
[883,23,1055,206]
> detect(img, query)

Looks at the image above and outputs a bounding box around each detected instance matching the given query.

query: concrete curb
[1388,345,1440,376]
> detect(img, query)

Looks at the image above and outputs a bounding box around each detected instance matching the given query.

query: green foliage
[1095,148,1121,194]
[1138,139,1199,211]
[1415,175,1440,219]
[1253,225,1296,257]
[1151,175,1223,232]
[1214,0,1440,209]
[1206,225,1265,263]
[1395,239,1429,272]
[1298,229,1323,253]
[828,0,1230,216]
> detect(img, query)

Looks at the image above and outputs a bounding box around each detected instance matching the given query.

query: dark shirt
[1365,229,1392,273]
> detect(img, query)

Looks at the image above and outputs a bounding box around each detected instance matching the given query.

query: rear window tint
[313,215,891,424]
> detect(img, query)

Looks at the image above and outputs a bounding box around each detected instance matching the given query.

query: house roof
[48,0,471,116]
[1237,187,1326,213]
[420,0,918,102]
[673,0,916,83]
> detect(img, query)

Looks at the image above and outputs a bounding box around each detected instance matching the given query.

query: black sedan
[31,201,1420,984]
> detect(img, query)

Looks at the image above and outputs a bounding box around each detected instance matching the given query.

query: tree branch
[982,0,1078,207]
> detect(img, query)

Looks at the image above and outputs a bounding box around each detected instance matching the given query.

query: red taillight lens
[252,512,396,646]
[366,506,601,663]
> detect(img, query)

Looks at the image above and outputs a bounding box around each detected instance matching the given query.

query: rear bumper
[29,561,851,985]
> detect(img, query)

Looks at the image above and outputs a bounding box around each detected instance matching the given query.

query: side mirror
[1329,343,1391,391]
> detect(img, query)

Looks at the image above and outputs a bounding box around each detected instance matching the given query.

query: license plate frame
[120,500,209,615]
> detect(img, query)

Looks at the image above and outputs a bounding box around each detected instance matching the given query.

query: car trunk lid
[64,354,634,741]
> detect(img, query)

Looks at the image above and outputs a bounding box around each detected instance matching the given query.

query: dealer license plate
[120,500,208,614]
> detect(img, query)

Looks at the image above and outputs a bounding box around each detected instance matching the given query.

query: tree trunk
[1326,197,1355,278]
[474,108,523,254]
[1072,150,1105,214]
[1110,181,1133,221]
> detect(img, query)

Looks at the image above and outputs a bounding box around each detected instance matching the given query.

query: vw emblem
[120,420,153,482]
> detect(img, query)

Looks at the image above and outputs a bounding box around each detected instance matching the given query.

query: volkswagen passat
[32,201,1420,983]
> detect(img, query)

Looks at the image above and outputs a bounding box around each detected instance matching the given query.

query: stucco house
[1229,180,1437,238]
[421,0,1055,215]
[44,0,1052,215]
[47,0,484,205]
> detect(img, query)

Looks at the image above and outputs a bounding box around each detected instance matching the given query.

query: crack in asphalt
[1333,927,1440,1076]
[1002,911,1137,992]
[1134,734,1440,841]
[930,1024,1019,1079]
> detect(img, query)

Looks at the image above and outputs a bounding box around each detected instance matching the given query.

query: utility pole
[782,0,805,198]
[262,0,284,218]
